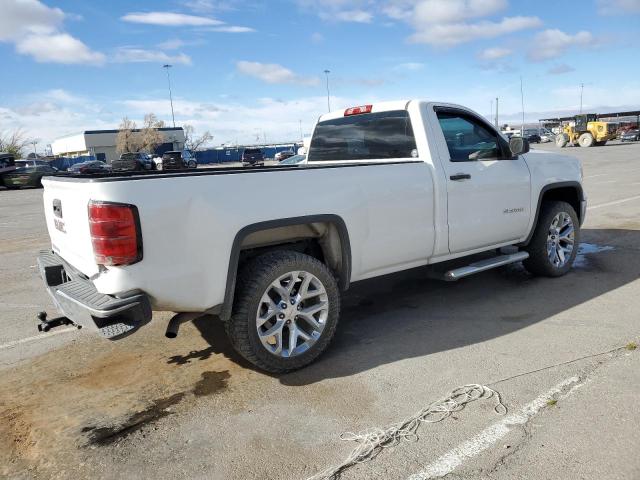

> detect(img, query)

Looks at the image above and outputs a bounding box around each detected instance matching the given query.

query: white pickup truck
[38,100,585,372]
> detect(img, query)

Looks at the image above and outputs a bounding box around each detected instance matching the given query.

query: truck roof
[318,100,412,123]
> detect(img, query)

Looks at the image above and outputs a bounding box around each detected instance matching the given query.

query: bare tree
[184,124,213,152]
[140,113,166,154]
[0,129,31,158]
[116,117,141,154]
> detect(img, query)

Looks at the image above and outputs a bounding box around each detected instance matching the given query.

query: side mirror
[509,136,530,156]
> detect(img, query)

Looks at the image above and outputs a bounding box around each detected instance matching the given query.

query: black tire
[578,132,594,147]
[523,201,580,277]
[226,250,341,373]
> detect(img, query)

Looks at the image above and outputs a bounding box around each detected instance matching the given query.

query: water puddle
[575,243,615,268]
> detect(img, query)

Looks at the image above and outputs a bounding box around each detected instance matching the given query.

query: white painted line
[584,174,607,179]
[0,327,77,350]
[408,376,581,480]
[588,194,640,211]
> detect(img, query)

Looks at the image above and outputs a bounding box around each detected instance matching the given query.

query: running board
[444,251,529,281]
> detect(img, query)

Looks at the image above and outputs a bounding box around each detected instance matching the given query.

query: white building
[51,127,185,163]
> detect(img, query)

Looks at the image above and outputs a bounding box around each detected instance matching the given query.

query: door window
[436,110,506,162]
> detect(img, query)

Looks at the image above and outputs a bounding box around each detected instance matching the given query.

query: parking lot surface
[1,141,639,479]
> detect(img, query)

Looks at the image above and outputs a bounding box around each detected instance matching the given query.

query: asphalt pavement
[1,140,639,480]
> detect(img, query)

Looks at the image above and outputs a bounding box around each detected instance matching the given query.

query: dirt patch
[0,320,247,478]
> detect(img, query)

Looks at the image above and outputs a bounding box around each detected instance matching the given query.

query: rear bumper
[37,250,152,339]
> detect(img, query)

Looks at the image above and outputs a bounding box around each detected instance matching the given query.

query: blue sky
[1,0,639,147]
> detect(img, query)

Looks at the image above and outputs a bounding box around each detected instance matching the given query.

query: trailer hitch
[37,311,81,333]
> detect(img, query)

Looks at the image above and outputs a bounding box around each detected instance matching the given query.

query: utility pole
[495,97,499,128]
[163,64,176,127]
[579,83,584,114]
[299,119,303,141]
[324,69,331,112]
[520,76,525,136]
[31,140,38,156]
[490,99,493,123]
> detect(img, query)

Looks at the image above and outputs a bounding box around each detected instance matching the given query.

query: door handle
[450,173,471,181]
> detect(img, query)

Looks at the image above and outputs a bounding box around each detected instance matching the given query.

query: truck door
[432,106,531,253]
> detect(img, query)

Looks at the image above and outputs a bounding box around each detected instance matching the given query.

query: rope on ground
[306,384,507,480]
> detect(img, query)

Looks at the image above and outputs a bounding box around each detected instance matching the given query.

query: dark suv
[161,151,187,170]
[241,148,264,165]
[112,153,154,172]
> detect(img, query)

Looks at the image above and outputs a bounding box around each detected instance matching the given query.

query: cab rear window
[308,110,417,162]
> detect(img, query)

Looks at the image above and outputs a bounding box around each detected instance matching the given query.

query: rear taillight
[88,201,142,266]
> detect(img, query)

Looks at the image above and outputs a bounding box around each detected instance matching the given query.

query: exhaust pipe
[165,312,202,339]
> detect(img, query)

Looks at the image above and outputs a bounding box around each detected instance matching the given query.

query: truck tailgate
[42,178,100,277]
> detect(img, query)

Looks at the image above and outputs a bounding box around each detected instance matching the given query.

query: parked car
[36,99,585,373]
[153,150,197,170]
[274,151,295,162]
[279,154,307,165]
[241,148,264,165]
[523,129,542,144]
[2,164,57,189]
[620,129,640,142]
[0,152,16,175]
[15,160,53,168]
[111,153,154,172]
[67,160,111,174]
[182,150,198,169]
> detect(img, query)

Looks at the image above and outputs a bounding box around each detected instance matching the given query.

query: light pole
[163,64,176,127]
[579,83,584,114]
[324,69,331,112]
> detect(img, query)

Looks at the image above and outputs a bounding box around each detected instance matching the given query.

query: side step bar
[444,251,529,281]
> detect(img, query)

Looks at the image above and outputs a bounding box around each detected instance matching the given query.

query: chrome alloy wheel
[256,271,329,358]
[547,212,575,268]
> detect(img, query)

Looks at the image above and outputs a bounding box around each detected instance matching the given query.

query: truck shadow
[189,228,639,386]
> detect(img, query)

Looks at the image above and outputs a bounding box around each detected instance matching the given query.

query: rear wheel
[523,201,579,277]
[226,251,340,373]
[188,160,197,168]
[578,133,594,147]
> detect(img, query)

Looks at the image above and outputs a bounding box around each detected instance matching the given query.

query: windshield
[308,110,417,161]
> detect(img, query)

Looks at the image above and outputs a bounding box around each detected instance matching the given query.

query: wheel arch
[521,181,584,246]
[219,215,351,321]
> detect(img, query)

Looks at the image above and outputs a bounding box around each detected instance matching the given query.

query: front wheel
[226,251,340,373]
[188,160,197,169]
[578,133,594,147]
[523,201,580,277]
[556,134,569,148]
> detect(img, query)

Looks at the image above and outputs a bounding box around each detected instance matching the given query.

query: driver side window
[436,111,503,162]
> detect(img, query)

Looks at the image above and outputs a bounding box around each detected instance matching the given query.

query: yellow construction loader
[556,114,617,147]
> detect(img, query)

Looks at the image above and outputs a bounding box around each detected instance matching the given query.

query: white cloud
[297,0,374,23]
[528,29,595,61]
[597,0,640,14]
[17,33,105,65]
[547,64,575,75]
[412,0,508,24]
[182,0,240,13]
[236,61,320,86]
[0,0,104,65]
[121,12,224,26]
[409,16,542,46]
[334,10,373,22]
[114,48,192,65]
[209,25,255,32]
[479,47,512,60]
